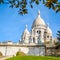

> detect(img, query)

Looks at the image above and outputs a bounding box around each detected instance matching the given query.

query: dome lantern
[26,24,28,29]
[38,10,40,16]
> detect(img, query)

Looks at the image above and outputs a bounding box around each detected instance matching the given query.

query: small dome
[24,28,30,34]
[32,11,46,27]
[23,25,30,35]
[47,27,52,34]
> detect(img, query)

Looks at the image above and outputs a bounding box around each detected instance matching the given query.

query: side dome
[32,11,46,27]
[23,25,30,35]
[47,27,52,34]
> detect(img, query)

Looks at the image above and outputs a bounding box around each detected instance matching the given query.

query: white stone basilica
[21,11,52,44]
[0,11,54,56]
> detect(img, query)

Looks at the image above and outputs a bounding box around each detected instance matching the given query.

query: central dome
[32,11,46,27]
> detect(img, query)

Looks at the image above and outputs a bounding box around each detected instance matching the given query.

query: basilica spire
[38,10,40,17]
[38,10,40,15]
[26,24,28,29]
[24,24,29,34]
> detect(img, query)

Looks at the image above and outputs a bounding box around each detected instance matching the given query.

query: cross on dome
[25,24,28,29]
[38,10,41,17]
[38,10,40,15]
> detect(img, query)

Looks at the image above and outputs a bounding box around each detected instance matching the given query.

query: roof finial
[26,24,28,28]
[38,10,40,15]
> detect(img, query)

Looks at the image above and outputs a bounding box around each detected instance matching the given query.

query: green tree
[56,2,60,13]
[0,0,4,4]
[0,0,60,15]
[55,31,60,46]
[57,31,60,42]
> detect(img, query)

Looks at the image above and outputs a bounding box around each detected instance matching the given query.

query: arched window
[33,37,35,43]
[44,31,46,38]
[39,30,41,34]
[50,36,52,40]
[37,30,41,34]
[37,31,39,33]
[47,35,49,38]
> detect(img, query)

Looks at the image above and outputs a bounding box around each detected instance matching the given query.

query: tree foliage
[0,52,3,57]
[16,51,26,56]
[0,0,4,4]
[55,31,60,46]
[0,0,60,15]
[57,31,60,42]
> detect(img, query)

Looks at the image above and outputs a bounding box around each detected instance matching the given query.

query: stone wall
[0,44,45,56]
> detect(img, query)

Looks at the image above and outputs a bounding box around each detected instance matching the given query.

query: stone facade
[0,43,45,56]
[0,11,55,56]
[21,11,52,44]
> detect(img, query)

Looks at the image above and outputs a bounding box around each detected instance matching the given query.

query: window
[44,31,47,34]
[37,30,41,34]
[50,36,52,38]
[39,31,41,34]
[47,35,49,38]
[33,37,35,43]
[44,35,46,38]
[37,31,38,33]
[50,36,52,40]
[44,31,46,38]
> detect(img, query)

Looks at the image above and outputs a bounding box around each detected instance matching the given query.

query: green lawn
[5,56,60,60]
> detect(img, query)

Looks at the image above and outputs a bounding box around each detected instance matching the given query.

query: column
[40,29,44,43]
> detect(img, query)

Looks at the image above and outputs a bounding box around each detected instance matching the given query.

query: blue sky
[0,2,60,42]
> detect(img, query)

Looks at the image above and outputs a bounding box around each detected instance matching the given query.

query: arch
[33,37,35,43]
[37,30,41,34]
[44,31,46,38]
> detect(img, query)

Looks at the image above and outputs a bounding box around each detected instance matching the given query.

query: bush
[0,52,3,57]
[16,51,26,56]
